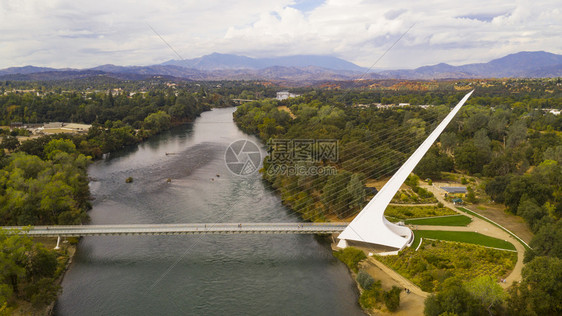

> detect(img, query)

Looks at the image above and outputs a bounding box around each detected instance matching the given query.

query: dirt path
[361,258,427,315]
[467,203,533,243]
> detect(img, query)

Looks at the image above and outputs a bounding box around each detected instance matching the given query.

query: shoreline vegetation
[0,83,230,314]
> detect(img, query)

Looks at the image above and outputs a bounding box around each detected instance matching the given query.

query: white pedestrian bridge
[2,223,348,237]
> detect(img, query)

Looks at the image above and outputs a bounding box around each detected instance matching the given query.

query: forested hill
[233,81,562,315]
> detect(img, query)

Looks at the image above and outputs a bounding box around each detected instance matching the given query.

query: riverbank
[331,239,426,315]
[10,237,76,316]
[360,259,426,315]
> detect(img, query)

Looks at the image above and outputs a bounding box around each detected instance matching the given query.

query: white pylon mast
[337,90,474,250]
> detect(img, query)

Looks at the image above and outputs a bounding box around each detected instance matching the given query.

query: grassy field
[377,240,517,292]
[412,230,516,251]
[385,205,457,220]
[405,215,472,226]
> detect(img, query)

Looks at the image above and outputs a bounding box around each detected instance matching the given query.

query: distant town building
[32,122,92,135]
[43,122,64,128]
[276,91,300,100]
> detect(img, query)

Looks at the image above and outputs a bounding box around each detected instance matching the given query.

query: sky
[0,0,561,69]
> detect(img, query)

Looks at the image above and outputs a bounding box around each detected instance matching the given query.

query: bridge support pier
[54,236,61,250]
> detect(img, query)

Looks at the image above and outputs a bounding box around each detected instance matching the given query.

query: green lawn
[405,215,472,227]
[413,230,516,251]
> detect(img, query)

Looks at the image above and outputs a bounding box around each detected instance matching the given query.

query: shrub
[333,247,367,273]
[384,286,401,312]
[359,280,384,310]
[405,174,420,188]
[356,270,375,290]
[415,187,435,199]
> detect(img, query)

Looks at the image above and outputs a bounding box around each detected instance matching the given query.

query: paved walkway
[2,222,347,237]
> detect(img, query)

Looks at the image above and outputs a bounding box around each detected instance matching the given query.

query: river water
[54,108,364,316]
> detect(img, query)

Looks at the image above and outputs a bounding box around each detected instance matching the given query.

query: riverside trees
[0,85,210,226]
[0,140,90,225]
[0,229,64,313]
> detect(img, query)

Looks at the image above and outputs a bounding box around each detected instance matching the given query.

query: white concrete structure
[337,90,474,251]
[276,91,300,100]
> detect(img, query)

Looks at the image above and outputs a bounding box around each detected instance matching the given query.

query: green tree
[143,111,171,133]
[440,132,458,153]
[424,278,484,316]
[346,174,365,211]
[1,136,19,151]
[465,276,506,314]
[322,171,353,218]
[465,186,478,204]
[517,199,547,232]
[454,140,490,174]
[415,146,454,180]
[525,221,562,262]
[44,138,76,160]
[506,121,527,149]
[543,145,562,163]
[508,256,562,315]
[28,244,58,281]
[0,229,32,296]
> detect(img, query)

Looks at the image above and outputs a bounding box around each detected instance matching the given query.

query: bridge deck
[1,223,348,237]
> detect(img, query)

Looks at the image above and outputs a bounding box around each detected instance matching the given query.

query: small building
[452,198,464,205]
[441,186,467,194]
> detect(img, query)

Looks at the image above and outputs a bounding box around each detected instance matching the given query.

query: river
[54,107,365,316]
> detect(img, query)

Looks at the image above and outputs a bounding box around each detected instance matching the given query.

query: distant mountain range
[162,52,366,71]
[379,51,562,79]
[1,51,561,82]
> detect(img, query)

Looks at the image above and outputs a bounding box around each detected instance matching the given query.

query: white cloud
[0,0,560,69]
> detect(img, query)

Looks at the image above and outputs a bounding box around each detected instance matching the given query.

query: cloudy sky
[0,0,560,69]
